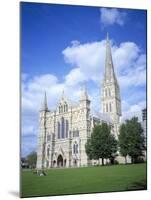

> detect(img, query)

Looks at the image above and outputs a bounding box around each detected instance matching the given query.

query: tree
[26,151,37,168]
[85,123,118,165]
[119,124,129,163]
[119,117,145,164]
[21,157,29,168]
[85,138,93,160]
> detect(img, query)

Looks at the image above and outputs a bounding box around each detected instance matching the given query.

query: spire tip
[106,32,109,41]
[41,91,48,111]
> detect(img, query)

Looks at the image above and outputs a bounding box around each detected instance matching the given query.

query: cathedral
[36,34,124,169]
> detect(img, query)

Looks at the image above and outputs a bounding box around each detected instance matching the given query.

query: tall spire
[104,33,116,82]
[101,33,121,125]
[41,91,48,111]
[80,83,89,101]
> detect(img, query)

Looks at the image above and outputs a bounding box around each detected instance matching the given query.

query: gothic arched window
[47,145,50,158]
[61,117,64,138]
[66,120,68,138]
[110,103,112,112]
[73,143,76,154]
[106,104,108,112]
[64,104,66,112]
[58,121,60,139]
[76,144,78,154]
[73,142,78,154]
[60,105,63,113]
[47,134,51,142]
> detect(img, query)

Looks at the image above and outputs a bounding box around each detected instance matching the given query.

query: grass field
[21,163,147,197]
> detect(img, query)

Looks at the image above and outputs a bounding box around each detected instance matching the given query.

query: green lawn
[21,163,147,197]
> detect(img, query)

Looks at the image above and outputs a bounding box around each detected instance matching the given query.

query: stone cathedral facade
[36,34,123,169]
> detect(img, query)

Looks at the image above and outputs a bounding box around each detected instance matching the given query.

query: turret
[37,92,49,169]
[40,91,48,112]
[80,85,90,107]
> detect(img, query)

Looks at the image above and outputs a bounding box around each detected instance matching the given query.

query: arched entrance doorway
[57,155,63,167]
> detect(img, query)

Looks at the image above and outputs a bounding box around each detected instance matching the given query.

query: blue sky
[21,2,147,157]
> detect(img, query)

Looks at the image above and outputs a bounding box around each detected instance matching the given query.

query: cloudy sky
[21,2,147,157]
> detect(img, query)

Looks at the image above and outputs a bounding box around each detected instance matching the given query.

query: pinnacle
[41,91,48,111]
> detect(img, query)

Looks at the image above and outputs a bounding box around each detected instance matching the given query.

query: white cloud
[100,8,127,27]
[27,74,58,93]
[113,42,140,72]
[62,40,106,83]
[121,100,146,122]
[65,68,86,86]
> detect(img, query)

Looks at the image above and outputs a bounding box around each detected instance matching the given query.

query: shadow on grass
[126,179,147,191]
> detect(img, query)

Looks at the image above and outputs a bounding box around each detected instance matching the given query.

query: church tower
[36,92,49,169]
[79,85,91,166]
[101,33,121,137]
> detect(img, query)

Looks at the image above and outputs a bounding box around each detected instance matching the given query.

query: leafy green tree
[119,124,129,163]
[85,138,93,160]
[119,117,145,163]
[26,151,37,168]
[21,157,27,163]
[85,123,118,165]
